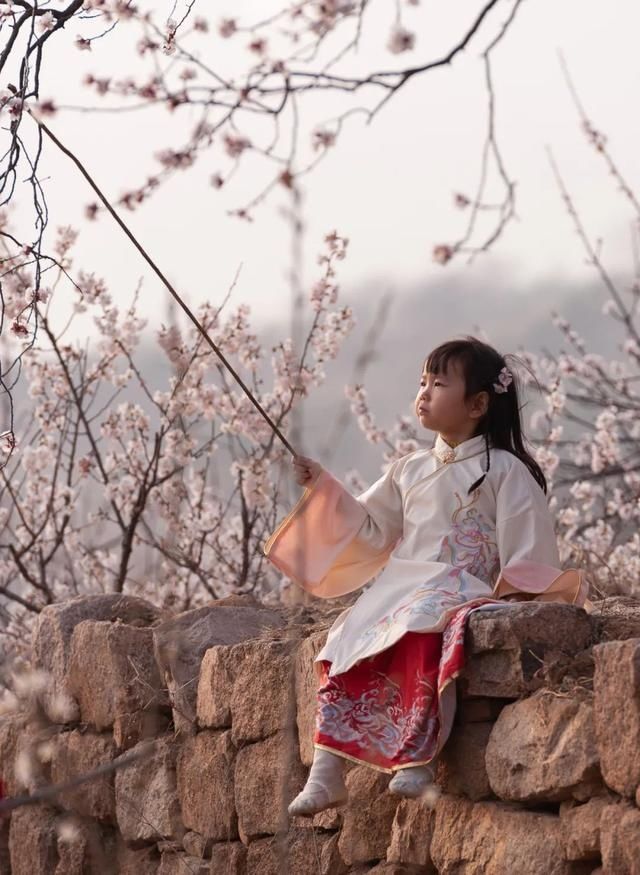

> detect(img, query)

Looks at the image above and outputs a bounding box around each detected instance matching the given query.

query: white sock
[387,760,441,804]
[389,761,437,793]
[305,747,346,792]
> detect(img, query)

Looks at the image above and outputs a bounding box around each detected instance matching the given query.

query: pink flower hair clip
[493,366,513,394]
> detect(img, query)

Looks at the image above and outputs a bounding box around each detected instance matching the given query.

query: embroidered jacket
[264,432,590,677]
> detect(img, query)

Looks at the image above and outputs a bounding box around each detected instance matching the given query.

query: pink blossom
[223,133,251,158]
[248,37,268,55]
[37,10,56,33]
[432,244,454,265]
[312,128,336,151]
[34,99,57,117]
[218,18,237,38]
[11,320,29,337]
[386,25,416,54]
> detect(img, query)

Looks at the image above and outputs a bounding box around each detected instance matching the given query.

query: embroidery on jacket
[436,490,499,583]
[353,586,469,656]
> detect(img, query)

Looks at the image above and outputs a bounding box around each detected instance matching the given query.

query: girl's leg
[287,746,347,817]
[387,758,439,798]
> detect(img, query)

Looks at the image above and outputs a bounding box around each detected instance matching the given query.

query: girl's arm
[264,457,404,599]
[493,461,590,607]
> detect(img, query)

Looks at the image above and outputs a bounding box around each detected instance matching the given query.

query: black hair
[424,335,547,496]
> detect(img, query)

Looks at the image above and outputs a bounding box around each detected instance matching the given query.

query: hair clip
[493,366,513,394]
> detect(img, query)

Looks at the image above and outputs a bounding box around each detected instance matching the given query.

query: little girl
[264,336,590,817]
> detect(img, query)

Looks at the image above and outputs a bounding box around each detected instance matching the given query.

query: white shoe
[287,780,348,817]
[288,747,348,817]
[388,764,437,799]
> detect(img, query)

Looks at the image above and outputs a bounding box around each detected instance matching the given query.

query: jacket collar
[433,432,489,464]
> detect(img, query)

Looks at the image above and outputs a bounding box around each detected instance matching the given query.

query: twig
[0,737,156,814]
[25,109,297,458]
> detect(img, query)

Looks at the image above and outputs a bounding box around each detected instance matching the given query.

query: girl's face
[414,358,488,438]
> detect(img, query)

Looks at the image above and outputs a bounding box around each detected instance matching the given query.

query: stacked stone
[0,593,639,874]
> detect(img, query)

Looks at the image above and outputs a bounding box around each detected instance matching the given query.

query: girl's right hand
[292,455,323,487]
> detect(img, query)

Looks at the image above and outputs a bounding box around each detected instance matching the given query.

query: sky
[8,0,640,349]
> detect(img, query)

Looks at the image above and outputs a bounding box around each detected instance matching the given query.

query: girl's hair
[424,335,548,495]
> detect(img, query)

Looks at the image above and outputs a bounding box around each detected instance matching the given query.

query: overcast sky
[10,0,640,347]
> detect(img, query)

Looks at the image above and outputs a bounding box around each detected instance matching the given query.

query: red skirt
[313,602,480,773]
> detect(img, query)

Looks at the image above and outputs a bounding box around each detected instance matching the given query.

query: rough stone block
[0,814,9,875]
[485,689,602,803]
[593,638,640,797]
[369,864,428,874]
[209,840,247,874]
[196,646,235,729]
[158,852,209,874]
[438,721,494,801]
[338,766,400,866]
[117,843,161,875]
[559,796,611,862]
[54,816,115,875]
[230,639,298,745]
[431,795,575,874]
[234,729,306,842]
[599,801,640,875]
[244,830,339,875]
[244,836,282,875]
[386,797,436,869]
[290,802,343,831]
[68,620,168,746]
[32,594,159,724]
[461,603,592,698]
[0,715,54,797]
[182,831,212,857]
[454,697,506,724]
[8,805,58,875]
[589,596,640,643]
[50,730,116,823]
[177,730,237,840]
[0,714,22,797]
[153,597,285,733]
[197,638,298,745]
[294,628,328,766]
[115,735,182,845]
[289,828,346,875]
[316,832,347,875]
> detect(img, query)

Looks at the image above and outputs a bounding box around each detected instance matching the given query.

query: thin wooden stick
[27,109,296,457]
[0,739,154,814]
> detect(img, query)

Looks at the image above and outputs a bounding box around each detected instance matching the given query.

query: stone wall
[1,592,640,874]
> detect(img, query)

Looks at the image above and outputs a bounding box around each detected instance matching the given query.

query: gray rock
[485,688,602,803]
[461,602,592,698]
[32,594,159,724]
[593,637,640,797]
[115,735,182,845]
[153,595,285,732]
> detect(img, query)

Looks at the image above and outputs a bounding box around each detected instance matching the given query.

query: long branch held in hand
[26,108,296,458]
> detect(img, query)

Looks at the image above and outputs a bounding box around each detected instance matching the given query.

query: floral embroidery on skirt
[313,601,478,773]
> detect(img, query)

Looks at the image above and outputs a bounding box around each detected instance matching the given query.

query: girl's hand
[292,455,322,487]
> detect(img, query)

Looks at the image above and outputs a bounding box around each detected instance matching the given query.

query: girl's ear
[470,390,489,419]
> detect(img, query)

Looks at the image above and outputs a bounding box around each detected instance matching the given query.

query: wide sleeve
[491,460,591,609]
[263,461,404,599]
